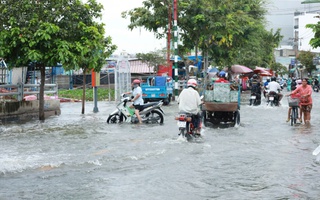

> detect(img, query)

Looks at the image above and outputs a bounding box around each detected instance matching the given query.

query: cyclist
[288,78,312,124]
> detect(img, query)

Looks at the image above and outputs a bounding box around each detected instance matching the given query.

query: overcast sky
[99,0,318,54]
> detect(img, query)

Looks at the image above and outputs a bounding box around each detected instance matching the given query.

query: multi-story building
[293,11,320,53]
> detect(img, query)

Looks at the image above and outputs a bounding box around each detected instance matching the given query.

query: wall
[0,99,61,123]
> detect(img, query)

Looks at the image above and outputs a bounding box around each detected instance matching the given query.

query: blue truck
[141,76,173,105]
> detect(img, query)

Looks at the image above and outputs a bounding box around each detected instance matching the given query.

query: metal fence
[0,83,58,101]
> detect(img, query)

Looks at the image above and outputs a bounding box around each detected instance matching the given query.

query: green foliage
[136,50,167,74]
[270,62,288,76]
[0,0,117,117]
[297,50,316,74]
[306,22,320,48]
[59,88,115,101]
[122,0,281,72]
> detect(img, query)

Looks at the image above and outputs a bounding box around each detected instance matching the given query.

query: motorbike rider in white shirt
[177,79,202,135]
[266,77,283,103]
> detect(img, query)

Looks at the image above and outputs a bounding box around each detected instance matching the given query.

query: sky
[99,0,317,54]
[99,0,166,55]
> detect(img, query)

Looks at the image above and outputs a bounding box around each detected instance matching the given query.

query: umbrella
[259,71,272,76]
[231,65,253,74]
[207,67,219,73]
[254,67,272,76]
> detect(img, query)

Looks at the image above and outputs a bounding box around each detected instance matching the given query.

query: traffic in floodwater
[1,92,320,199]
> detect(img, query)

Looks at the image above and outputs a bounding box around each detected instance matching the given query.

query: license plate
[269,96,274,101]
[250,96,256,99]
[177,121,186,127]
[151,94,155,97]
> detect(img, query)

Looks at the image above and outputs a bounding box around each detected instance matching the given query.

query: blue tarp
[171,55,203,71]
[155,76,166,86]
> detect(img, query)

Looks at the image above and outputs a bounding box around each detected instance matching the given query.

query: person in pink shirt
[289,78,313,124]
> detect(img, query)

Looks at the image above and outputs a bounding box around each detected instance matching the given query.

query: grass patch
[58,88,115,101]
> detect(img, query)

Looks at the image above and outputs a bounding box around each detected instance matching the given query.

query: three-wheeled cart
[202,83,241,127]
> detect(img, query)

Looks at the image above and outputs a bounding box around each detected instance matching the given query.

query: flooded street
[1,92,320,200]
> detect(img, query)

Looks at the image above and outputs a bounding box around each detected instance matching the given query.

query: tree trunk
[39,66,45,121]
[81,69,86,114]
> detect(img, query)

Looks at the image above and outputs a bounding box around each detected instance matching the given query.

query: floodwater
[1,91,320,200]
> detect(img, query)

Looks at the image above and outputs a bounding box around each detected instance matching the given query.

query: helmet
[296,79,302,84]
[271,77,276,82]
[267,78,270,82]
[253,74,258,79]
[219,71,226,77]
[132,79,141,84]
[187,78,197,88]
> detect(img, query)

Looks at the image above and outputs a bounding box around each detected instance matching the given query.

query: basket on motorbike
[287,96,300,107]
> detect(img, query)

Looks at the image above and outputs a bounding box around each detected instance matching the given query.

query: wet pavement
[1,91,320,199]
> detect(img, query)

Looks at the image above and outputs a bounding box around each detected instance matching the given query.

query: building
[293,11,320,53]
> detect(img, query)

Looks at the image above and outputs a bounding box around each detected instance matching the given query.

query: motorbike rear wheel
[145,110,164,124]
[106,114,123,124]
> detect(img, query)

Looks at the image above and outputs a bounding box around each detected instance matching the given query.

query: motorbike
[267,91,279,106]
[249,92,261,106]
[313,85,319,92]
[175,112,201,141]
[106,94,164,124]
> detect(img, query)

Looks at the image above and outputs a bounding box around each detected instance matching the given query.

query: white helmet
[187,78,197,88]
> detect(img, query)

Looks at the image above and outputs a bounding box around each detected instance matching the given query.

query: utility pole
[289,30,303,78]
[173,0,178,101]
[167,1,172,68]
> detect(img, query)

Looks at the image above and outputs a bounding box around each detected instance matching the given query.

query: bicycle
[287,96,300,126]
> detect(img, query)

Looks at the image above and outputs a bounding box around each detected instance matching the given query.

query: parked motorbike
[267,91,279,106]
[175,112,201,141]
[107,94,164,124]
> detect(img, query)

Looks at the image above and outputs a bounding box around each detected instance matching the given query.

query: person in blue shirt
[263,78,270,98]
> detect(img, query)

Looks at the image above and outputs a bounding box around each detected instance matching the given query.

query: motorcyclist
[127,79,144,123]
[313,77,319,91]
[291,77,297,91]
[266,77,283,104]
[250,74,262,105]
[215,71,229,83]
[177,78,202,136]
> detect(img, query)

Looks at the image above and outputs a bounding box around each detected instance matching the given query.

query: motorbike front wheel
[106,114,123,124]
[145,110,164,124]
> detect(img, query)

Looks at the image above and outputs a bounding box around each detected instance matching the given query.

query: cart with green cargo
[202,82,241,127]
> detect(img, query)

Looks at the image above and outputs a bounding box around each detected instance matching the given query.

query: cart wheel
[202,111,208,127]
[234,110,240,126]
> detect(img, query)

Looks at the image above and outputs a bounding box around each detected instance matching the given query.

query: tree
[0,0,116,119]
[122,0,275,71]
[136,50,166,75]
[306,20,320,48]
[297,50,316,75]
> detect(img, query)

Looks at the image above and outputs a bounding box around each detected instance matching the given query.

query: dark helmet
[271,77,276,82]
[266,78,270,82]
[253,74,258,79]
